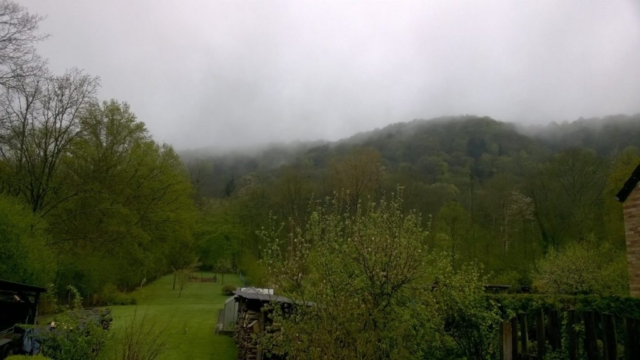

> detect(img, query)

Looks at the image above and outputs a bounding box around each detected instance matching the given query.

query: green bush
[426,259,502,360]
[39,286,108,360]
[532,240,628,296]
[221,284,236,296]
[6,356,52,360]
[97,284,137,305]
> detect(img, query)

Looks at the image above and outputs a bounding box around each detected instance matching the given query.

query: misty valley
[3,1,640,360]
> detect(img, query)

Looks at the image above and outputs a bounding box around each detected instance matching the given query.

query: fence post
[536,310,545,359]
[519,314,529,360]
[549,310,561,350]
[626,318,640,360]
[511,317,519,359]
[584,311,599,360]
[501,321,513,360]
[602,313,617,360]
[568,310,578,360]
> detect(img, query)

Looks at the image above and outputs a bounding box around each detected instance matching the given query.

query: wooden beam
[501,321,513,360]
[511,317,519,359]
[602,313,617,360]
[519,314,529,360]
[567,310,578,360]
[536,310,545,359]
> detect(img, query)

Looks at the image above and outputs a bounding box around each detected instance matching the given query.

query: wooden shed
[233,288,292,360]
[0,280,47,357]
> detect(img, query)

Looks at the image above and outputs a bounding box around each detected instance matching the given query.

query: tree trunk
[173,272,177,290]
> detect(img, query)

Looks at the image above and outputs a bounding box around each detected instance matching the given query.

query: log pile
[235,304,261,360]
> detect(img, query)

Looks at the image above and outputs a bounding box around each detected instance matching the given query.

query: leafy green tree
[46,100,197,295]
[427,258,502,360]
[274,165,311,223]
[215,258,233,285]
[260,191,431,359]
[259,190,504,360]
[433,201,470,266]
[0,193,54,286]
[530,149,607,250]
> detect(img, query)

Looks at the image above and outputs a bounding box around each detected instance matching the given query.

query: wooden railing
[500,310,640,360]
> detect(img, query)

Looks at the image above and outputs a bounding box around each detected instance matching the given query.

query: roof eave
[616,164,640,203]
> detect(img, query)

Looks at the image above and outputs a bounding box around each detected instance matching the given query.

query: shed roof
[233,290,292,304]
[0,280,47,294]
[616,164,640,203]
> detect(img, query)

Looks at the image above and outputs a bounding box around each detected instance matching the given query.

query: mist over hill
[181,114,640,198]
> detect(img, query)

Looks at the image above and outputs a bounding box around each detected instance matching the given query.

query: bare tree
[0,68,99,214]
[330,147,382,207]
[0,0,48,86]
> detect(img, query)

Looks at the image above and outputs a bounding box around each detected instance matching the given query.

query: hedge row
[488,294,640,320]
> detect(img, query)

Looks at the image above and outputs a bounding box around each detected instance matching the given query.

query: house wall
[623,183,640,296]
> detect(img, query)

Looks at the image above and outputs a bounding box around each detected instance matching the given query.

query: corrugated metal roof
[0,279,47,293]
[233,290,292,304]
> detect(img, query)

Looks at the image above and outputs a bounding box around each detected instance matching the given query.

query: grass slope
[103,273,238,360]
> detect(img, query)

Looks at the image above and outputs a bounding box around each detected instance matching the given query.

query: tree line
[189,115,640,293]
[0,1,197,302]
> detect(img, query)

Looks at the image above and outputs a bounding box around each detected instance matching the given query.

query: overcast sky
[22,0,640,150]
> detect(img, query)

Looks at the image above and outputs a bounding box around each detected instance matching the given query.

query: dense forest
[186,114,640,292]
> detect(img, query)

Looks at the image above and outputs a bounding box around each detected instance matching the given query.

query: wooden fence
[500,310,640,360]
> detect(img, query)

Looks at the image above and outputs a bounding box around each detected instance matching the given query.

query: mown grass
[101,273,238,360]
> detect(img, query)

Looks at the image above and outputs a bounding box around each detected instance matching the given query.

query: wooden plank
[501,321,513,360]
[549,310,561,350]
[584,311,599,360]
[511,317,519,360]
[0,338,12,347]
[567,310,578,360]
[624,318,631,360]
[602,313,617,360]
[627,318,640,360]
[536,310,545,359]
[519,314,529,360]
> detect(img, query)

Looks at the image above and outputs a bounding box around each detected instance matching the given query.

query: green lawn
[102,273,238,360]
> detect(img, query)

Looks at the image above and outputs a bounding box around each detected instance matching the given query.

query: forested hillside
[186,114,640,288]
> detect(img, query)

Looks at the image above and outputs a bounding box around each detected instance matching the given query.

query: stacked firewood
[234,306,261,360]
